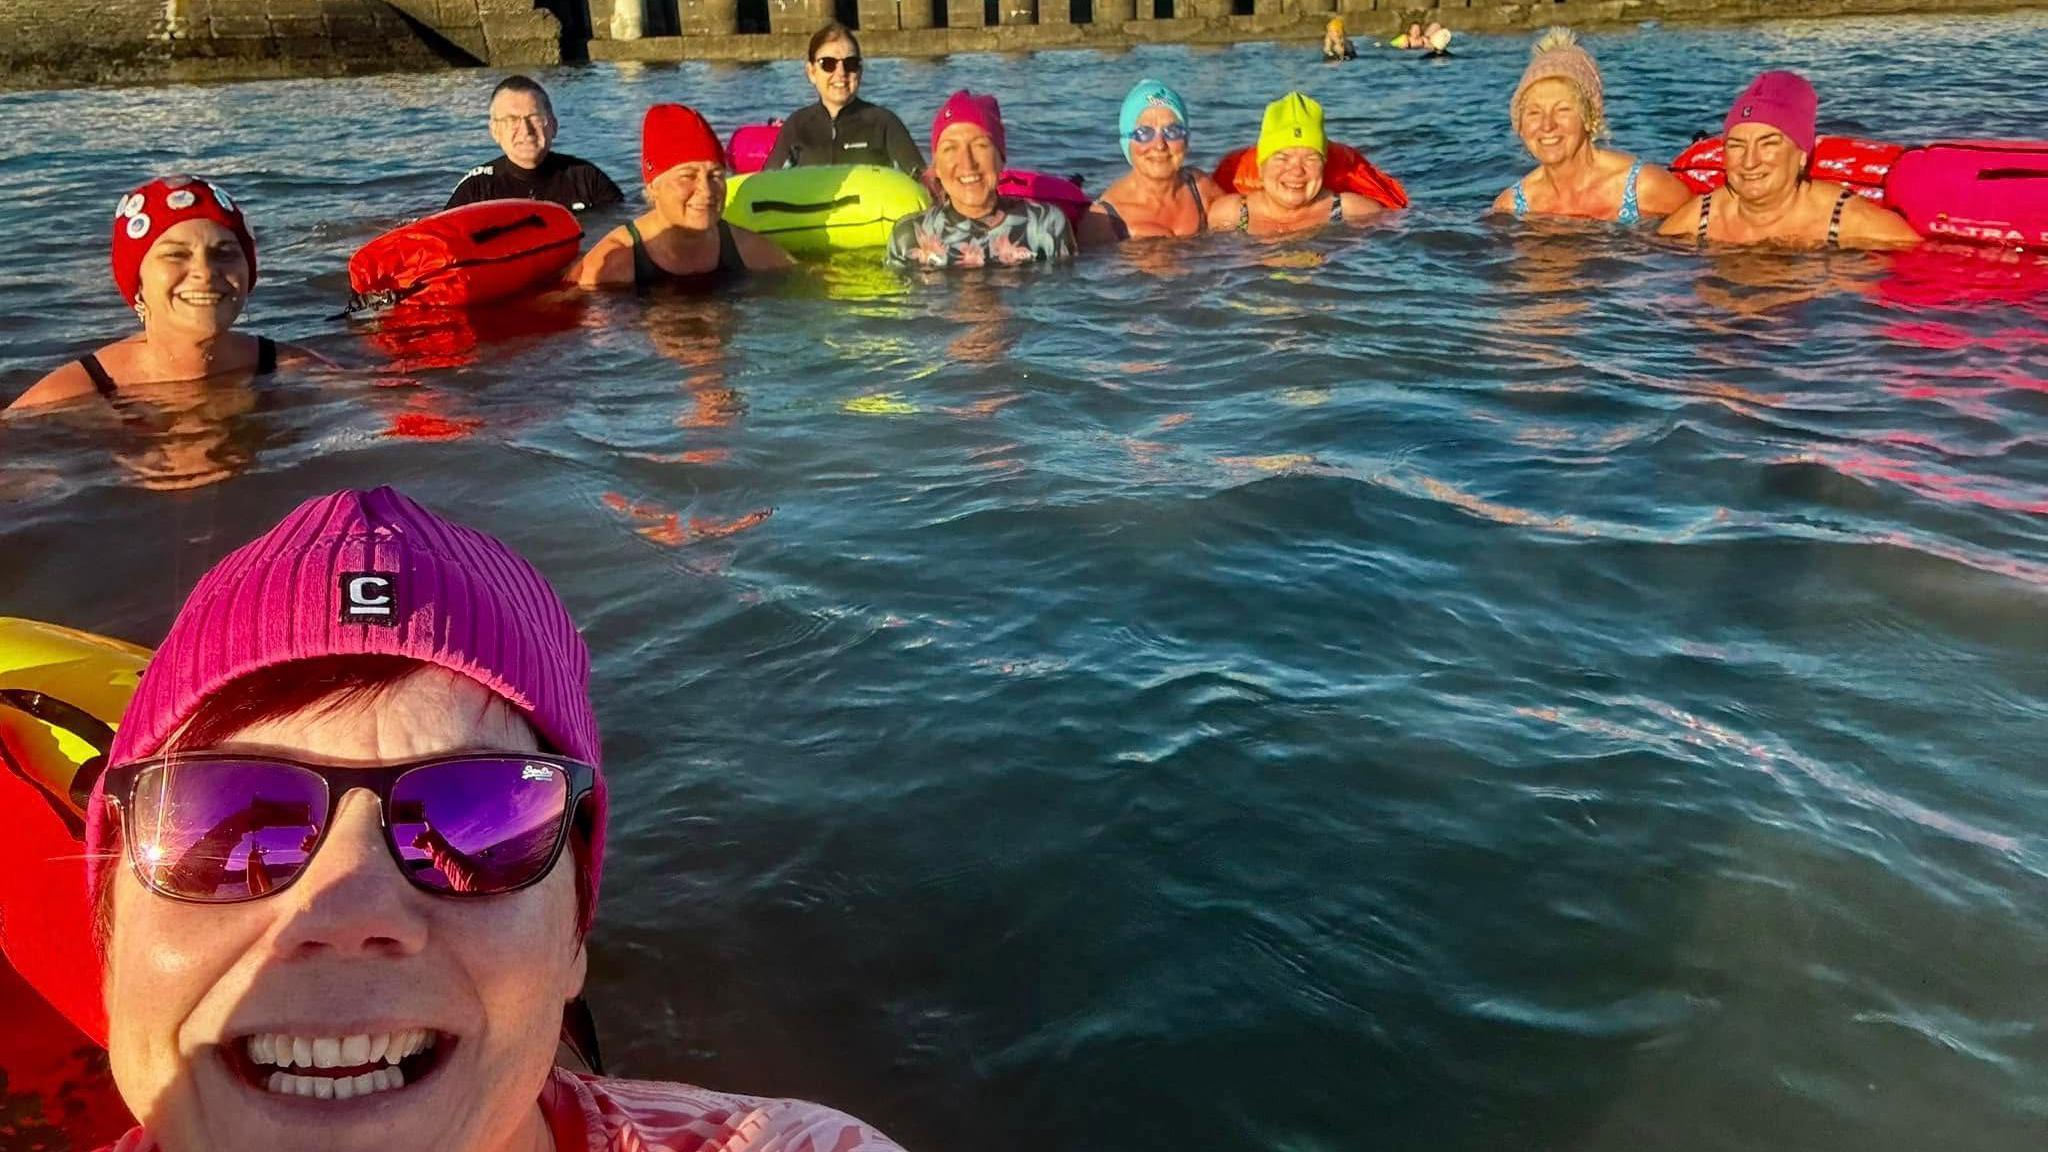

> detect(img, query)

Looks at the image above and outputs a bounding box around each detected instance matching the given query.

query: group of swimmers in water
[6,22,1927,412]
[1325,16,1453,60]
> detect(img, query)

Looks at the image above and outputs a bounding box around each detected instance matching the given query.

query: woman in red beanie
[571,103,792,289]
[9,176,313,411]
[1658,71,1920,250]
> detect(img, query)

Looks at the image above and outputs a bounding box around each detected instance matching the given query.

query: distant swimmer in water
[445,75,624,214]
[1079,80,1222,245]
[1323,18,1357,61]
[1207,93,1387,236]
[1492,28,1691,224]
[887,90,1076,268]
[570,103,793,291]
[1657,71,1922,250]
[1391,21,1424,48]
[9,176,317,412]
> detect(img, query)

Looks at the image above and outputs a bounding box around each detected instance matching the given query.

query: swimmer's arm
[732,226,796,271]
[1076,204,1122,250]
[1841,199,1924,249]
[1635,166,1695,218]
[5,361,95,411]
[1489,186,1516,215]
[1657,195,1705,239]
[568,232,635,287]
[1340,192,1386,222]
[1207,193,1246,231]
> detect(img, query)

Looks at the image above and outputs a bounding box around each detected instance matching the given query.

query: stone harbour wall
[0,0,562,88]
[0,0,2041,89]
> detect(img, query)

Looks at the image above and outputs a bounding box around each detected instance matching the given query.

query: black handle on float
[468,213,549,245]
[747,195,863,216]
[0,687,116,823]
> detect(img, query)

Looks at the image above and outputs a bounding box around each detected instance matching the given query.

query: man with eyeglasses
[763,23,925,177]
[446,75,624,213]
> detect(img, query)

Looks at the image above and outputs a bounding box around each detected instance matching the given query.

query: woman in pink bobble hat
[78,487,909,1152]
[1493,28,1691,225]
[1658,71,1921,250]
[10,176,315,411]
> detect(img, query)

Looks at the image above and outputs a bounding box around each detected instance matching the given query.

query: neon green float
[724,164,931,256]
[0,617,148,823]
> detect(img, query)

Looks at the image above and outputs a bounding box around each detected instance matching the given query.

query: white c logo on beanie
[341,572,397,624]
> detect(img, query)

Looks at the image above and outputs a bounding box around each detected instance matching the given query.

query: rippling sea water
[4,12,2048,1150]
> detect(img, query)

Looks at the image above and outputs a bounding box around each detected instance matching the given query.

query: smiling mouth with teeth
[231,1028,450,1101]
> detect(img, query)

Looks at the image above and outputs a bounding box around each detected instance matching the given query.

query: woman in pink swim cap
[77,488,908,1152]
[1657,71,1920,250]
[9,176,315,412]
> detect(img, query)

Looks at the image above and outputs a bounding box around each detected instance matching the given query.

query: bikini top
[1696,185,1854,249]
[625,219,746,292]
[1098,171,1210,241]
[77,336,278,398]
[1512,159,1644,225]
[1237,194,1344,233]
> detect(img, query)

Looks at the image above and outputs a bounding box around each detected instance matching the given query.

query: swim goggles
[814,54,862,74]
[101,752,594,904]
[1127,124,1189,146]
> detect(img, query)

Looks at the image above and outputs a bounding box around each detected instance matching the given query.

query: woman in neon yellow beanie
[1206,93,1386,236]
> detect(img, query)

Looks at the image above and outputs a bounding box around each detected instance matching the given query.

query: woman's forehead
[939,123,992,148]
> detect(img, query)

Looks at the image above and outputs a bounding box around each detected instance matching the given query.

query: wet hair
[490,74,555,118]
[93,655,596,948]
[807,21,859,61]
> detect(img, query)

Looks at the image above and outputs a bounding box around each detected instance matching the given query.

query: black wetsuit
[625,221,747,293]
[445,152,624,213]
[762,100,926,176]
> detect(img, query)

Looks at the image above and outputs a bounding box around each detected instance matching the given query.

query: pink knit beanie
[932,89,1006,162]
[1510,27,1606,135]
[84,487,607,931]
[1724,70,1818,157]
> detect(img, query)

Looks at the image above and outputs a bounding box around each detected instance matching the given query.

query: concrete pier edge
[1,0,2042,91]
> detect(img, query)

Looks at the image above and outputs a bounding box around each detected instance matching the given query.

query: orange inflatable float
[347,199,583,312]
[1211,143,1409,210]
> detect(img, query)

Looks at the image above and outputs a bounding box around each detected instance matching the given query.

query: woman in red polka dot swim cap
[9,175,312,411]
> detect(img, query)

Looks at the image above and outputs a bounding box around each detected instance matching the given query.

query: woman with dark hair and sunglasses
[1078,80,1221,247]
[77,487,906,1152]
[762,22,925,177]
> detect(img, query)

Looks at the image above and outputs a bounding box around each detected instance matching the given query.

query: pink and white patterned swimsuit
[96,1068,908,1152]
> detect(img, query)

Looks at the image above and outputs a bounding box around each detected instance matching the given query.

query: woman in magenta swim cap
[78,488,908,1152]
[1657,71,1920,250]
[10,176,315,412]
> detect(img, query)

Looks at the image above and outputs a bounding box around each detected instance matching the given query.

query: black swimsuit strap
[79,353,118,397]
[1696,188,1715,248]
[1827,188,1853,249]
[256,336,277,376]
[715,221,745,274]
[1182,171,1208,233]
[1096,198,1131,241]
[624,220,659,291]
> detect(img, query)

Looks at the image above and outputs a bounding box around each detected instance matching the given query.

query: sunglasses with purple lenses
[101,753,594,904]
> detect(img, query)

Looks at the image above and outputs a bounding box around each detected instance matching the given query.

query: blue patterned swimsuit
[887,198,1076,268]
[1513,159,1644,224]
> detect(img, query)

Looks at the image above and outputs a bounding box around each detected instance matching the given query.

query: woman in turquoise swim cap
[1079,80,1222,246]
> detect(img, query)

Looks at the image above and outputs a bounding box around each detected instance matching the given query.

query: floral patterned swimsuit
[887,197,1076,268]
